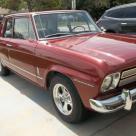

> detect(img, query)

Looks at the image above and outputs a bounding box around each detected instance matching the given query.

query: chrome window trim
[32,14,41,40]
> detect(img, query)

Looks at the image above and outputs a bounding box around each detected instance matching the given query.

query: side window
[28,20,36,40]
[124,7,136,18]
[14,17,36,40]
[14,18,29,39]
[4,18,13,38]
[106,9,125,18]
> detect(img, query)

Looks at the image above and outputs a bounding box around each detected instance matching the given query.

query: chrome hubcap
[53,84,73,115]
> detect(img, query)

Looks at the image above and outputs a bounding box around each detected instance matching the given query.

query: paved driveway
[0,73,136,136]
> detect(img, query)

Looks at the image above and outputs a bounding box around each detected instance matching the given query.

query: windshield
[34,11,100,39]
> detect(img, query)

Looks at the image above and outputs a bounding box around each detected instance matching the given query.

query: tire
[0,60,10,76]
[106,30,116,33]
[50,75,86,123]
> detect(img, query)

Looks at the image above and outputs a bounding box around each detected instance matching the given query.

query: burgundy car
[0,10,136,123]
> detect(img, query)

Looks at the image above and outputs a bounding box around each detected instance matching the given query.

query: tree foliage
[0,0,136,18]
[24,0,64,11]
[76,0,136,19]
[0,0,22,10]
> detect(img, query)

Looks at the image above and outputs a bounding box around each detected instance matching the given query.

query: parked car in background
[97,3,136,34]
[1,10,136,123]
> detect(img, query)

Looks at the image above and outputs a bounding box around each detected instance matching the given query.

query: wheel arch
[44,65,98,109]
[106,29,116,33]
[45,65,76,90]
[46,71,71,89]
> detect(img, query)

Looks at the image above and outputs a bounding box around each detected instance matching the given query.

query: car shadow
[1,73,136,136]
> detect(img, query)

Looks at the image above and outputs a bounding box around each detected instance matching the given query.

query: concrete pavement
[0,73,136,136]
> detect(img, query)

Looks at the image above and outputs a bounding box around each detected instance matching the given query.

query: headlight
[101,72,120,93]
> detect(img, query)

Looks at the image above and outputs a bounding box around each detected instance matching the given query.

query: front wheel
[50,75,86,123]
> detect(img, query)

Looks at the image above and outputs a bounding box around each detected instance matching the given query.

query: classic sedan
[0,10,136,123]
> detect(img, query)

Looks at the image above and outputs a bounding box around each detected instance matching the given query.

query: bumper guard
[89,88,136,113]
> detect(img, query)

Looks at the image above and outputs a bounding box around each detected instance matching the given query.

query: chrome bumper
[89,88,136,113]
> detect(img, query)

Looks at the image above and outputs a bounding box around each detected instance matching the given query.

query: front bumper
[89,88,136,113]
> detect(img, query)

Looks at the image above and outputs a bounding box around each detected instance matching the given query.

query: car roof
[106,2,136,12]
[5,10,84,18]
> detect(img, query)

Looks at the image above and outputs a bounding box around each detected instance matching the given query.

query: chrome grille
[121,68,136,79]
[119,67,136,87]
[119,68,136,86]
[119,75,136,87]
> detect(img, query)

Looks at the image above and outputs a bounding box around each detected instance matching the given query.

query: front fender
[44,65,100,109]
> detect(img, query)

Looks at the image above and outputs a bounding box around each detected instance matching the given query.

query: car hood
[49,33,136,71]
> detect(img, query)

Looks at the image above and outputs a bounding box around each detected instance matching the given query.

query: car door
[0,17,14,66]
[8,16,38,83]
[120,6,136,34]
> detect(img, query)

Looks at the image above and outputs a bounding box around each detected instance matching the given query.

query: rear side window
[106,8,125,18]
[124,7,136,18]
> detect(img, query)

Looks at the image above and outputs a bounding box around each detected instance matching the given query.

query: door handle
[6,44,13,47]
[121,22,127,25]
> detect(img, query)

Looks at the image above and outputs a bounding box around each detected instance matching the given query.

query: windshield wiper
[45,33,73,38]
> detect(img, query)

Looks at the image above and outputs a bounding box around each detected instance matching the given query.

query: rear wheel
[0,60,10,76]
[50,75,86,123]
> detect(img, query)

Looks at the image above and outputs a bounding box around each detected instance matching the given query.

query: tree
[0,0,22,11]
[0,0,64,11]
[23,0,64,11]
[76,0,136,19]
[24,0,33,11]
[0,0,136,18]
